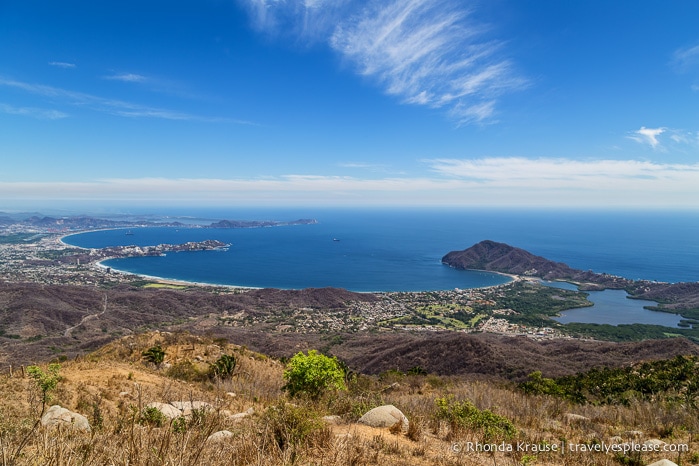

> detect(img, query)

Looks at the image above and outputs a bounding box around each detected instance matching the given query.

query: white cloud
[628,126,666,149]
[427,157,698,185]
[238,0,524,124]
[0,77,249,124]
[673,44,699,70]
[48,61,76,69]
[2,159,699,208]
[104,73,148,83]
[331,0,523,123]
[0,103,68,119]
[239,0,351,42]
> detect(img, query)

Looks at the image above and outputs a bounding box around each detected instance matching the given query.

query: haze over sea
[63,208,699,293]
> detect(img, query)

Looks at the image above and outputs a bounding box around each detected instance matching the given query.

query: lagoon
[545,281,683,328]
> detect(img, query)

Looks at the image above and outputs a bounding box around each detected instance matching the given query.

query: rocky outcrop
[357,405,408,432]
[145,402,183,420]
[41,405,91,432]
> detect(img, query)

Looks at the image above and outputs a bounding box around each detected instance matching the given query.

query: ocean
[63,208,699,292]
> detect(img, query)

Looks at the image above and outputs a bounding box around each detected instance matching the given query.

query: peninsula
[443,240,699,317]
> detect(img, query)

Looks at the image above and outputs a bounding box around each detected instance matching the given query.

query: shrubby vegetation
[2,333,699,465]
[435,395,517,440]
[564,322,699,342]
[282,350,347,400]
[141,345,165,365]
[520,355,699,406]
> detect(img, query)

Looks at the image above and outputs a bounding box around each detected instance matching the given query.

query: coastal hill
[1,281,698,381]
[207,218,317,228]
[443,240,699,313]
[442,240,578,279]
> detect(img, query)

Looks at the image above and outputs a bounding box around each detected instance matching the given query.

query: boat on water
[125,230,134,236]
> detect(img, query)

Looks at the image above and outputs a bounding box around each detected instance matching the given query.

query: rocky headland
[442,240,699,313]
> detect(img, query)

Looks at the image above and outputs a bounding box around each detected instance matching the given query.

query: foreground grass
[0,332,697,466]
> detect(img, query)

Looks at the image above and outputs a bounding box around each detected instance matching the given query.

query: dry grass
[0,332,698,466]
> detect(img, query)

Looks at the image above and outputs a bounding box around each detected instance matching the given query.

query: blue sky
[1,0,699,210]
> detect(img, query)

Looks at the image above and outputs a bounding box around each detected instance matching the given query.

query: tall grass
[0,334,697,465]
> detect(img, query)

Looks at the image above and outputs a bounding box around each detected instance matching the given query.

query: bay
[63,208,699,292]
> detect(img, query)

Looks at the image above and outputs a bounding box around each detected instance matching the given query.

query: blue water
[544,281,684,328]
[63,208,699,293]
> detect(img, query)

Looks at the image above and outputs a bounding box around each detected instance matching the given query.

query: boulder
[228,407,255,422]
[169,401,214,417]
[145,402,181,420]
[41,405,91,432]
[357,405,408,432]
[206,430,233,443]
[646,460,678,466]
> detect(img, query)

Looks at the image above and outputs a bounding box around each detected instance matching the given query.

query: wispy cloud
[240,0,351,42]
[672,44,699,70]
[427,157,698,185]
[239,0,525,125]
[628,126,666,149]
[0,77,250,124]
[49,61,76,69]
[0,103,68,120]
[104,73,148,83]
[2,159,699,207]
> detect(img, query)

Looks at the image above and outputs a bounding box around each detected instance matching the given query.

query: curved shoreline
[94,257,514,292]
[94,259,260,290]
[63,228,514,293]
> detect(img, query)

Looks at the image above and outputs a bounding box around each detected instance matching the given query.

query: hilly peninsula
[443,240,699,317]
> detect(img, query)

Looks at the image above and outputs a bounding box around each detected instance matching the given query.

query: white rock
[145,402,181,420]
[646,460,678,466]
[357,405,409,432]
[41,405,91,432]
[206,430,233,443]
[169,401,214,417]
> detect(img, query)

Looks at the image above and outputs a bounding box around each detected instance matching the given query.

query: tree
[209,354,237,379]
[26,363,61,412]
[142,345,165,366]
[282,350,347,400]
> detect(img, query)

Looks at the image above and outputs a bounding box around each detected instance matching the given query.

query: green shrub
[140,406,166,427]
[26,363,61,408]
[282,350,347,400]
[141,345,165,365]
[435,396,516,440]
[209,354,237,379]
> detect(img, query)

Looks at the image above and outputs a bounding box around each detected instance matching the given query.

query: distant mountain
[207,218,317,228]
[442,240,699,312]
[442,240,578,279]
[0,214,318,232]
